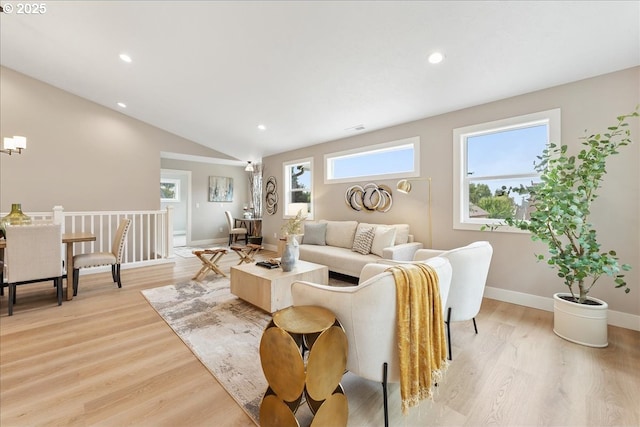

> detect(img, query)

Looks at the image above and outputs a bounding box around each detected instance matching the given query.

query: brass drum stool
[259,305,348,427]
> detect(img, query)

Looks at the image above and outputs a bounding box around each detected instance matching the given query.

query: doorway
[161,169,191,248]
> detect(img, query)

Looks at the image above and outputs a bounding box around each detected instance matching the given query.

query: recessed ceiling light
[428,52,444,64]
[257,124,267,131]
[117,102,127,108]
[119,53,132,63]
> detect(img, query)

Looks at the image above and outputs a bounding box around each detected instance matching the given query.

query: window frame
[283,157,314,220]
[453,108,561,232]
[324,137,420,184]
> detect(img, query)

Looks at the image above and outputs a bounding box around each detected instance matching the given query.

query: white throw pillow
[370,226,397,257]
[391,224,410,245]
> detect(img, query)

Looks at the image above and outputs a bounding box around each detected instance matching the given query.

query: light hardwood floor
[1,249,638,426]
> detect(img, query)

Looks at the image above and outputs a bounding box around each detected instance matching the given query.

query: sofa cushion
[352,226,375,255]
[298,244,381,277]
[302,222,327,245]
[370,226,397,257]
[320,220,358,249]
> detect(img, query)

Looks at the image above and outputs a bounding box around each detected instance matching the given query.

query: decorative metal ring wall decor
[265,176,278,215]
[344,183,393,212]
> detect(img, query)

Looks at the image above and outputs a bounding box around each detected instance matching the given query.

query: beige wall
[0,66,235,212]
[262,67,640,316]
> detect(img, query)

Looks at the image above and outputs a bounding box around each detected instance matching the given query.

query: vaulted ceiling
[1,1,638,163]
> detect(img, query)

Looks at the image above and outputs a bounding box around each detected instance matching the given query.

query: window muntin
[453,109,560,231]
[325,137,419,184]
[283,158,313,219]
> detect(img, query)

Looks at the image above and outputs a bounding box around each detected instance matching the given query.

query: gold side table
[259,305,348,427]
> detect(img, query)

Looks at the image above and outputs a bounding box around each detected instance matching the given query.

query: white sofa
[296,220,423,278]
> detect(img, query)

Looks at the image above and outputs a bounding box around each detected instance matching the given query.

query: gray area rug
[141,276,401,426]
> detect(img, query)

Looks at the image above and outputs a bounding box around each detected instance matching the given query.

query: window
[325,137,420,184]
[453,109,561,231]
[160,178,180,202]
[283,158,313,219]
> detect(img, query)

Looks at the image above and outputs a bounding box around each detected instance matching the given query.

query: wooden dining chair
[4,223,64,316]
[72,218,131,296]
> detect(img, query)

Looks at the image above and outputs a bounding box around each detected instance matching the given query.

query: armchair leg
[382,362,389,427]
[111,264,117,282]
[472,317,478,334]
[446,307,452,361]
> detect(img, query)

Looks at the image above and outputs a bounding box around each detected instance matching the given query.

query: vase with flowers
[279,209,306,271]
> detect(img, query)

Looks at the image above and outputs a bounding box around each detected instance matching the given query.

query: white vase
[553,292,608,348]
[280,236,299,272]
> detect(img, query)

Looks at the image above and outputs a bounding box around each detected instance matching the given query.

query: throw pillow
[302,223,327,245]
[392,224,410,245]
[351,226,375,255]
[370,226,397,257]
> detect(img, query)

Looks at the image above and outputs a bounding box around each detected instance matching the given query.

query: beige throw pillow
[370,226,397,257]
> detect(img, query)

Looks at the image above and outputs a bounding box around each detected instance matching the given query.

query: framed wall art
[209,176,234,202]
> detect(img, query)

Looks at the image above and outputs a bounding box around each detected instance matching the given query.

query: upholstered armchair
[290,256,452,426]
[413,241,493,360]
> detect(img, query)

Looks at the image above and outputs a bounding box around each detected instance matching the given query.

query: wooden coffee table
[230,260,328,313]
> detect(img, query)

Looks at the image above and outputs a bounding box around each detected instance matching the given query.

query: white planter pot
[553,293,608,348]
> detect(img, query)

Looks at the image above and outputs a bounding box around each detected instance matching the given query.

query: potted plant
[496,109,637,347]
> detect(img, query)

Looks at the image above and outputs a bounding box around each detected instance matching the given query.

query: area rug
[141,278,270,425]
[140,277,391,426]
[171,246,201,258]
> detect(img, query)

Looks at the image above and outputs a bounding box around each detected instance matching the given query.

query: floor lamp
[396,177,432,248]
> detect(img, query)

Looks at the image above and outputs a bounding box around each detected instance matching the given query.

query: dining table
[0,231,97,301]
[235,217,262,237]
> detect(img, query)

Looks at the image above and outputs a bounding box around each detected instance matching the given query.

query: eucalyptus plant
[499,109,638,304]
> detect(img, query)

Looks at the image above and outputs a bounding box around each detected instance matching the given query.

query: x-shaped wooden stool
[230,243,263,265]
[192,248,228,280]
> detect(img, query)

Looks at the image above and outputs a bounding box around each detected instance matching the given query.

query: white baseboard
[484,286,640,331]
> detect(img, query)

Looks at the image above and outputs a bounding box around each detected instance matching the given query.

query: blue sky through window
[467,124,547,177]
[331,146,414,179]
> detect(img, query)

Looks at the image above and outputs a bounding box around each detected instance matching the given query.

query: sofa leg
[382,362,389,427]
[472,317,478,334]
[446,306,452,361]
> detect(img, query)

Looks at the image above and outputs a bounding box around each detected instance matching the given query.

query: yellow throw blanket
[387,263,447,413]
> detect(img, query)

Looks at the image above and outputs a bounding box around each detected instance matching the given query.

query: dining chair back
[225,211,247,245]
[4,223,63,315]
[72,218,131,296]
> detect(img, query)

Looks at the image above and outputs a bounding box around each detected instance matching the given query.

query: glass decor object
[0,203,32,237]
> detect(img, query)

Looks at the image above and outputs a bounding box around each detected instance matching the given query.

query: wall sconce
[396,177,432,248]
[1,136,27,155]
[245,161,254,172]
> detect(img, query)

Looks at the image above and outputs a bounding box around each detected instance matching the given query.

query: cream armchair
[291,256,452,426]
[413,241,493,360]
